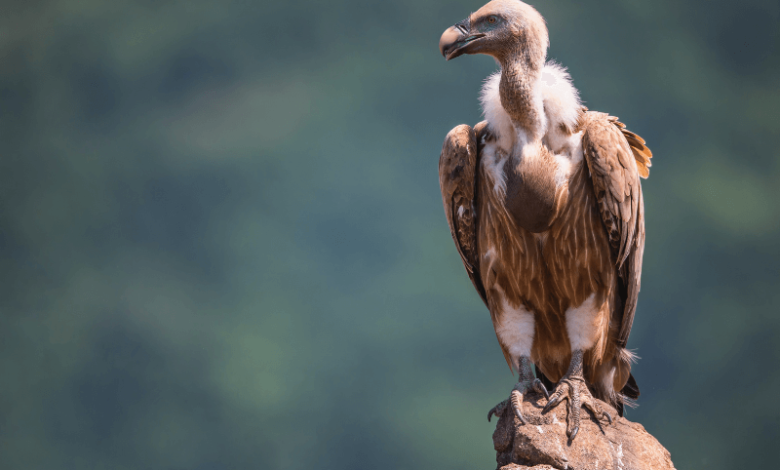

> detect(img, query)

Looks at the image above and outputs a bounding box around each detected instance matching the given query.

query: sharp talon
[543,395,561,413]
[534,379,550,399]
[542,400,553,413]
[487,409,494,422]
[604,411,613,424]
[514,406,528,424]
[569,426,579,440]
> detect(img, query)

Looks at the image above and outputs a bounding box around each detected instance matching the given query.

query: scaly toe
[510,389,528,424]
[582,395,613,425]
[487,399,508,422]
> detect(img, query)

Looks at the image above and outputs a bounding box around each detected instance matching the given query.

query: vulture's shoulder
[577,110,652,179]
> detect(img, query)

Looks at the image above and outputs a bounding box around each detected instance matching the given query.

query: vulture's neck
[499,54,546,146]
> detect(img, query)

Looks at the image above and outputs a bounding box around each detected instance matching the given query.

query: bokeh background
[1,0,779,468]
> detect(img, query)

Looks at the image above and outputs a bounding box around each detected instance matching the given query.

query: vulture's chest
[482,142,575,234]
[501,154,560,233]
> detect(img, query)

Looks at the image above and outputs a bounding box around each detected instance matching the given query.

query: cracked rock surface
[493,390,675,470]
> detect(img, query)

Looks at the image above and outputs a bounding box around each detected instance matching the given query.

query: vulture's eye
[487,16,497,24]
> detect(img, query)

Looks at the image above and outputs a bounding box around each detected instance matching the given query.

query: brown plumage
[438,0,652,436]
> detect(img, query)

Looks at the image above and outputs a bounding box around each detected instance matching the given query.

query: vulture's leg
[488,356,549,424]
[542,350,613,439]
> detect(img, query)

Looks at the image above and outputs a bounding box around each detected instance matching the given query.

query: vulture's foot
[488,378,549,424]
[542,351,613,440]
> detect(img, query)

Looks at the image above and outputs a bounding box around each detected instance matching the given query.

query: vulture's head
[439,0,548,69]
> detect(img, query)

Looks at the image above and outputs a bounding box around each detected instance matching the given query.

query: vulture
[438,0,652,439]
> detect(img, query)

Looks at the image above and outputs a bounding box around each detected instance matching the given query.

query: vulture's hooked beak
[439,18,485,60]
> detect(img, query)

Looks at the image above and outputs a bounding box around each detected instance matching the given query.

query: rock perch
[492,391,674,470]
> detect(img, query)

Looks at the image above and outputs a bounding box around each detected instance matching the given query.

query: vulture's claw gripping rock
[488,378,549,424]
[542,351,613,440]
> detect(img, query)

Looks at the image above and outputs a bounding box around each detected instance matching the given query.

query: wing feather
[439,122,488,305]
[580,112,650,348]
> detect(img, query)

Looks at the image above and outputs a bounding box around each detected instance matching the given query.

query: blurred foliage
[0,0,779,468]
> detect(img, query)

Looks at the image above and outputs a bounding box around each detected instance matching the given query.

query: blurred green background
[1,0,778,468]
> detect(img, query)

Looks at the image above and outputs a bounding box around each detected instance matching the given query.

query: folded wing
[580,112,651,349]
[439,122,489,305]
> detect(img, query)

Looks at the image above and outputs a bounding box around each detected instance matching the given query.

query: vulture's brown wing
[439,122,488,305]
[581,112,649,348]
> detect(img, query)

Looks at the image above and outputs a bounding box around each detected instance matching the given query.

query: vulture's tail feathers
[615,372,640,417]
[622,372,640,400]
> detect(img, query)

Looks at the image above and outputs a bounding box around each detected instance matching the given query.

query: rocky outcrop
[492,391,674,470]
